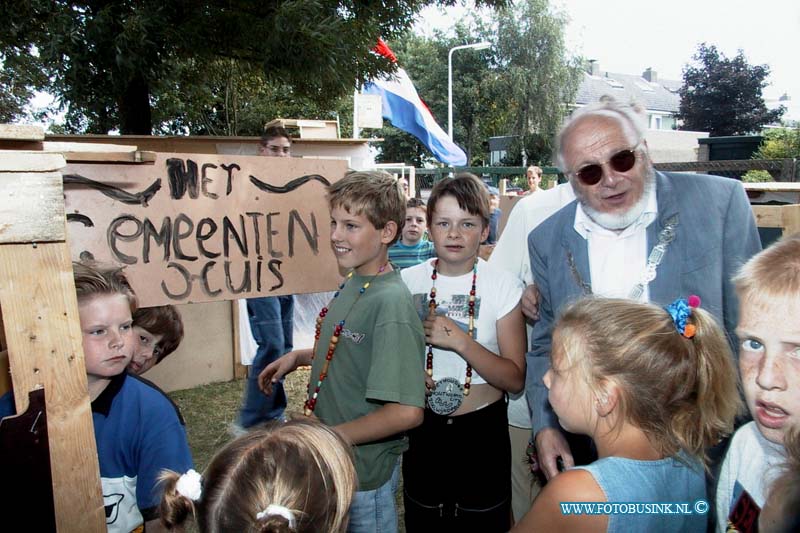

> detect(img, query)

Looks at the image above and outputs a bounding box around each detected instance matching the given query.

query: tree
[0,1,506,135]
[677,43,784,136]
[372,0,581,166]
[494,0,583,165]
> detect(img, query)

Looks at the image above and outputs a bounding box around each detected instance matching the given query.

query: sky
[416,0,800,110]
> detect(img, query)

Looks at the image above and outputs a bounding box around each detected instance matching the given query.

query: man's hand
[258,351,299,395]
[535,427,574,481]
[521,283,541,322]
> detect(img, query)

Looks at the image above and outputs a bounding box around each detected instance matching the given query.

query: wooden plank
[0,151,66,172]
[0,172,66,244]
[0,242,105,531]
[0,124,45,141]
[42,141,140,153]
[63,150,156,163]
[744,182,800,192]
[751,205,785,228]
[782,204,800,236]
[0,350,9,396]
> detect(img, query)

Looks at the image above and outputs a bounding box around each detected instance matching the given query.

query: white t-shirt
[401,258,523,386]
[489,182,576,427]
[715,421,786,533]
[573,183,657,301]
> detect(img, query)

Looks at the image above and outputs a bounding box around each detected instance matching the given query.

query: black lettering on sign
[288,210,318,257]
[196,218,220,259]
[201,163,219,199]
[268,259,284,291]
[249,173,331,193]
[246,212,264,258]
[166,159,199,200]
[161,262,192,300]
[200,261,222,297]
[265,211,282,258]
[67,213,94,227]
[142,217,171,264]
[221,163,240,196]
[173,214,198,261]
[63,174,162,207]
[108,215,143,265]
[224,261,251,294]
[222,215,248,258]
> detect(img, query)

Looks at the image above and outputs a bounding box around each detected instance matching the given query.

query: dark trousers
[403,398,511,533]
[240,295,293,427]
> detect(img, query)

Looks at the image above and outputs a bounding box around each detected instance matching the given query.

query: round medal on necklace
[427,376,464,415]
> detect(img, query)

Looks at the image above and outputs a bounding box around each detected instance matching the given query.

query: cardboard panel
[64,154,347,306]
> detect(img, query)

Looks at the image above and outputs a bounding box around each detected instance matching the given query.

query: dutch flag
[363,39,468,167]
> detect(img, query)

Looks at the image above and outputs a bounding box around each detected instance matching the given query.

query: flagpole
[447,41,491,141]
[353,89,360,139]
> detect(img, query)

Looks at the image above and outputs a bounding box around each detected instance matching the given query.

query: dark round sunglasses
[573,147,640,186]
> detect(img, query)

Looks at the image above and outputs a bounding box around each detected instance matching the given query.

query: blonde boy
[259,171,426,533]
[388,197,436,269]
[716,233,800,532]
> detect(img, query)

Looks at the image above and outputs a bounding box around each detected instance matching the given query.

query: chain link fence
[412,159,797,194]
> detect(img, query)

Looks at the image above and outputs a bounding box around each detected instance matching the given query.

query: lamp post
[448,41,491,141]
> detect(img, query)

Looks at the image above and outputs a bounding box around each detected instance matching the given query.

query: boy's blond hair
[326,170,406,245]
[73,261,137,310]
[734,233,800,312]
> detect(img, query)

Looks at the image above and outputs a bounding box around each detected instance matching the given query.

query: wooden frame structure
[0,127,105,530]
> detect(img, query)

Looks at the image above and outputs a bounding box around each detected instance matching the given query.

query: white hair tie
[256,504,297,528]
[175,469,203,501]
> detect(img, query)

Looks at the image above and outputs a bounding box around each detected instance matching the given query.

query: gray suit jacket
[525,171,761,434]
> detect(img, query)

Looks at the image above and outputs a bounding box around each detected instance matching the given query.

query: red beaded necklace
[426,259,478,396]
[304,263,388,416]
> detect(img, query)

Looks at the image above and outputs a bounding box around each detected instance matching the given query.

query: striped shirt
[388,239,436,270]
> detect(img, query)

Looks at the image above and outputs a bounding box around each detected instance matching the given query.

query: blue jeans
[348,459,400,533]
[240,295,294,427]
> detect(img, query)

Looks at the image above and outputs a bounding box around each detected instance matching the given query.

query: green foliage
[373,0,580,167]
[742,170,772,183]
[754,128,800,159]
[494,0,582,162]
[0,0,507,135]
[677,44,784,136]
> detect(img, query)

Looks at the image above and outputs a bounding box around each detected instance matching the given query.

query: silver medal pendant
[427,376,464,416]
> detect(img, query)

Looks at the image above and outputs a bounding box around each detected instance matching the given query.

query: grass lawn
[168,367,311,471]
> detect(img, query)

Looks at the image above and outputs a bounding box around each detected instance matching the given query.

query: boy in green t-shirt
[259,170,427,533]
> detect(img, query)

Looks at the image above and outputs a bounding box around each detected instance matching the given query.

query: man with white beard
[526,96,761,482]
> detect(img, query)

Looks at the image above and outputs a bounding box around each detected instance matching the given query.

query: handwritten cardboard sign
[64,153,347,306]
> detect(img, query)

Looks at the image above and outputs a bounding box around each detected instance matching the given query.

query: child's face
[736,299,800,445]
[128,326,164,375]
[527,170,541,191]
[329,206,393,275]
[429,195,489,274]
[79,294,135,381]
[402,207,427,245]
[543,332,595,435]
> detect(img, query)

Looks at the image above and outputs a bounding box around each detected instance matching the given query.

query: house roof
[574,71,681,113]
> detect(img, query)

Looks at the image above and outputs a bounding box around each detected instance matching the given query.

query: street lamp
[448,41,491,141]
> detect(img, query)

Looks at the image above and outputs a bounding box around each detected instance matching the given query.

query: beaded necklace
[426,258,478,396]
[304,263,388,416]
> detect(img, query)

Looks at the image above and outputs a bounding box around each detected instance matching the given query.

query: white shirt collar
[574,181,658,240]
